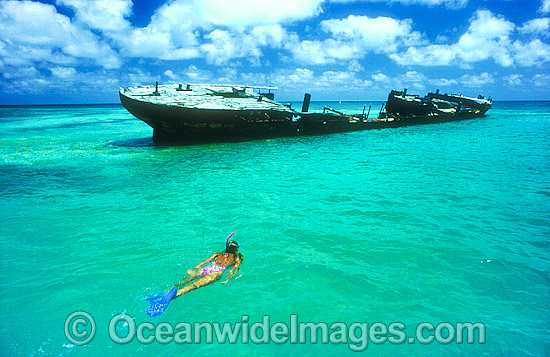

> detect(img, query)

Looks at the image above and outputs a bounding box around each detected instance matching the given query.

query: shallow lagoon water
[0,101,549,355]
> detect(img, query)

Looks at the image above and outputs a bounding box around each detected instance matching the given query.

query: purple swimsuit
[201,263,226,275]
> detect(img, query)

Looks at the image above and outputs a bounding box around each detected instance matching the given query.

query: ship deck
[120,84,296,113]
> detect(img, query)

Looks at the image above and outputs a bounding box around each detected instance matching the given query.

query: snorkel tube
[226,232,235,249]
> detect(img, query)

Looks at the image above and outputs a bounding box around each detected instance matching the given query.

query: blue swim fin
[146,287,177,317]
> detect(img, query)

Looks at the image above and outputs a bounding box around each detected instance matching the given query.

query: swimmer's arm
[221,256,242,284]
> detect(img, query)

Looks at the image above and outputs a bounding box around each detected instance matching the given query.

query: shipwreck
[119,83,492,143]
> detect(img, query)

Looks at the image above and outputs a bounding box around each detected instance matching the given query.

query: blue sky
[1,0,549,104]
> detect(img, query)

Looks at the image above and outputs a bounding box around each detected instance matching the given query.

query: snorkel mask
[226,240,239,254]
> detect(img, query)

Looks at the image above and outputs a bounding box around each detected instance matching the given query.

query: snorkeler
[174,239,243,297]
[146,235,243,317]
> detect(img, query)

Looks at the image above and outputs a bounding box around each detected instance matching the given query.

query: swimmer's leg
[175,274,200,289]
[176,272,223,297]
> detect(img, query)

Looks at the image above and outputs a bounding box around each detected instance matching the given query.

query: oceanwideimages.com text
[65,312,486,351]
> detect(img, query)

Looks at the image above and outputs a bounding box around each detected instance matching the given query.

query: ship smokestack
[302,93,311,112]
[153,81,160,96]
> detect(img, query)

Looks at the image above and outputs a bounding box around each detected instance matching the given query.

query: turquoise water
[1,101,549,355]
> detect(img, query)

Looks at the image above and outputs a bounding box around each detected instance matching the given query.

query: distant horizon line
[1,99,550,107]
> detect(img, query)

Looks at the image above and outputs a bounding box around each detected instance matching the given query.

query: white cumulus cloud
[519,17,550,37]
[458,72,494,88]
[56,0,133,33]
[389,44,457,66]
[533,73,550,86]
[503,74,522,85]
[512,39,550,66]
[200,25,292,65]
[321,15,421,53]
[0,0,121,69]
[50,66,77,79]
[122,1,201,60]
[288,15,422,64]
[329,0,468,9]
[389,10,550,68]
[194,0,323,26]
